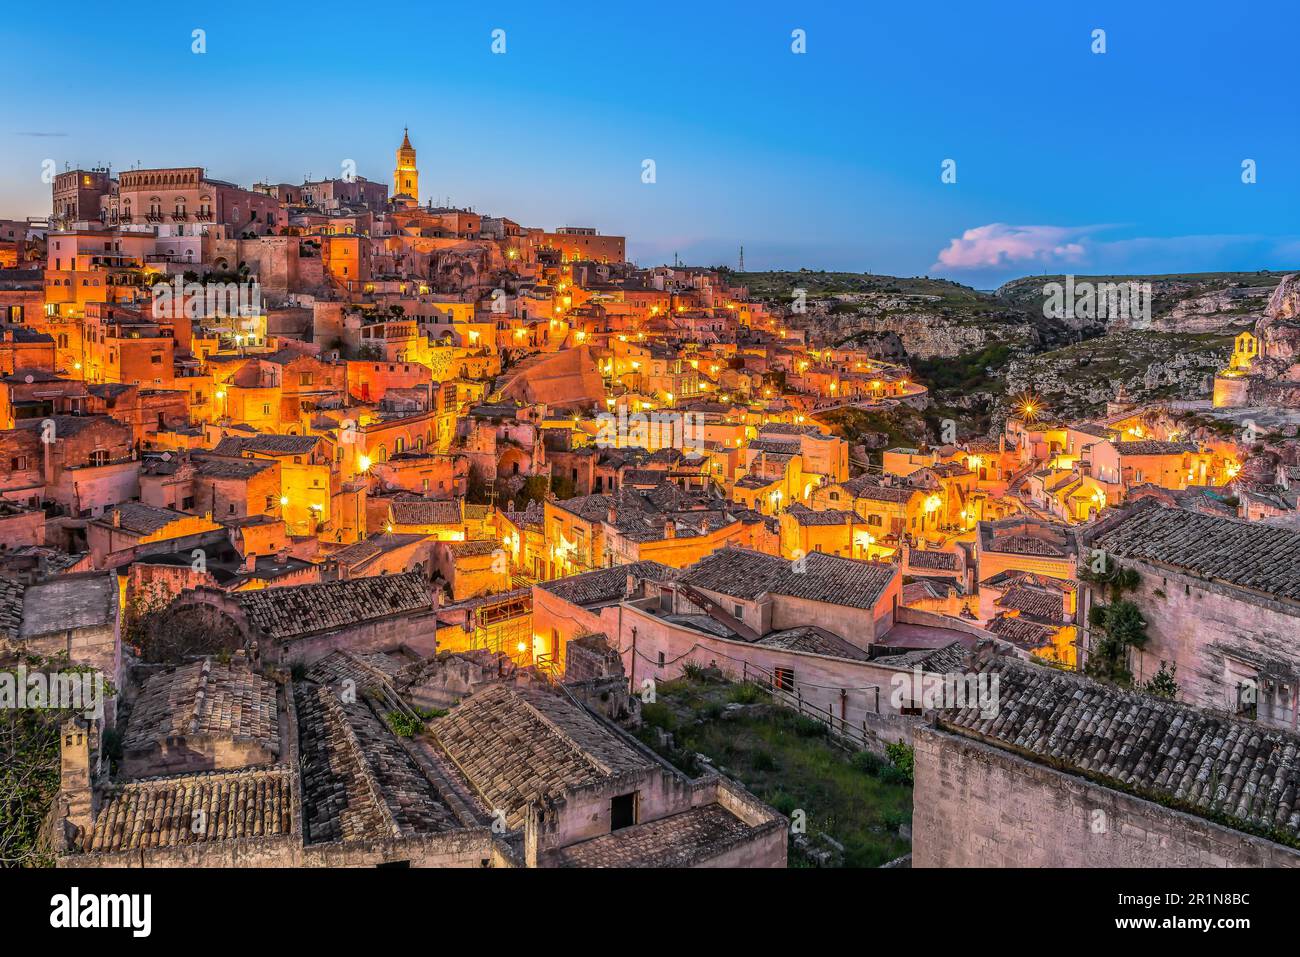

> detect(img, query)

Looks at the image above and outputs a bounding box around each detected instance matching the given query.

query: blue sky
[3,0,1296,286]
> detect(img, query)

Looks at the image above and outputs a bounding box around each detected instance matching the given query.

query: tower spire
[394,129,419,207]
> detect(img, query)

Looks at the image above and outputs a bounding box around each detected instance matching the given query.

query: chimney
[662,519,675,539]
[523,803,542,868]
[607,505,617,525]
[242,551,257,573]
[111,509,121,528]
[275,547,289,564]
[59,717,96,843]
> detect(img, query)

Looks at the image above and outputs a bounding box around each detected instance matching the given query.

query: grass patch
[637,676,912,867]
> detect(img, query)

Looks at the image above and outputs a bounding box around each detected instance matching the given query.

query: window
[610,793,637,832]
[11,456,27,471]
[88,450,108,467]
[774,667,795,692]
[733,603,743,618]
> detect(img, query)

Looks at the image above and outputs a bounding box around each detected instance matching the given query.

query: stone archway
[139,589,257,664]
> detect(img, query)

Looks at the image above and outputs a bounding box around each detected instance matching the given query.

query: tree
[0,655,114,867]
[1085,599,1148,686]
[1143,662,1179,700]
[1081,558,1149,686]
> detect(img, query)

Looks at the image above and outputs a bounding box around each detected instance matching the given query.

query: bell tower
[394,128,419,207]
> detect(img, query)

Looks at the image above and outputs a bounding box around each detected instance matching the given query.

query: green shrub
[792,715,829,738]
[681,662,710,682]
[852,750,886,776]
[750,750,777,772]
[385,711,424,738]
[885,741,915,784]
[727,682,766,705]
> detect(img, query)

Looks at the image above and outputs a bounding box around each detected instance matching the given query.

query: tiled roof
[938,653,1300,843]
[295,682,459,843]
[236,572,431,640]
[754,625,870,661]
[211,433,320,457]
[870,641,969,673]
[123,659,279,755]
[980,569,1074,591]
[431,685,653,828]
[193,455,277,480]
[980,517,1074,558]
[1092,505,1300,603]
[760,423,822,436]
[785,503,853,526]
[621,468,669,487]
[390,497,462,526]
[18,414,116,438]
[678,546,896,611]
[502,500,544,529]
[305,649,405,690]
[1114,440,1199,456]
[843,476,917,503]
[103,503,189,535]
[548,803,755,867]
[538,560,677,607]
[551,493,614,522]
[986,614,1057,650]
[997,584,1065,623]
[0,577,26,641]
[79,766,293,853]
[907,549,958,571]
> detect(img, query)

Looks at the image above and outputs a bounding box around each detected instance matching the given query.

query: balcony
[171,211,189,221]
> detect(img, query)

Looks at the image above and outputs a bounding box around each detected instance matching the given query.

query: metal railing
[740,661,880,753]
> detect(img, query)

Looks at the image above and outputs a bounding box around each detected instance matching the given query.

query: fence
[740,661,881,753]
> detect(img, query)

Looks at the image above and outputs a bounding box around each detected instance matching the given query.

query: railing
[740,661,880,753]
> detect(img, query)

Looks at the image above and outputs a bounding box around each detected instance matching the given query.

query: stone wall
[62,829,500,868]
[912,724,1300,868]
[1081,560,1300,731]
[278,608,441,666]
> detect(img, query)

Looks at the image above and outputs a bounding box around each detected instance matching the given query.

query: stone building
[1082,500,1300,730]
[913,652,1300,867]
[120,657,281,777]
[1212,273,1300,408]
[56,664,785,868]
[150,571,440,665]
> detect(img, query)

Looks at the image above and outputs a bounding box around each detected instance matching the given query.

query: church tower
[393,128,419,207]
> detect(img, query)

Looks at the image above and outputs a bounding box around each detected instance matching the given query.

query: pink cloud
[932,223,1099,270]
